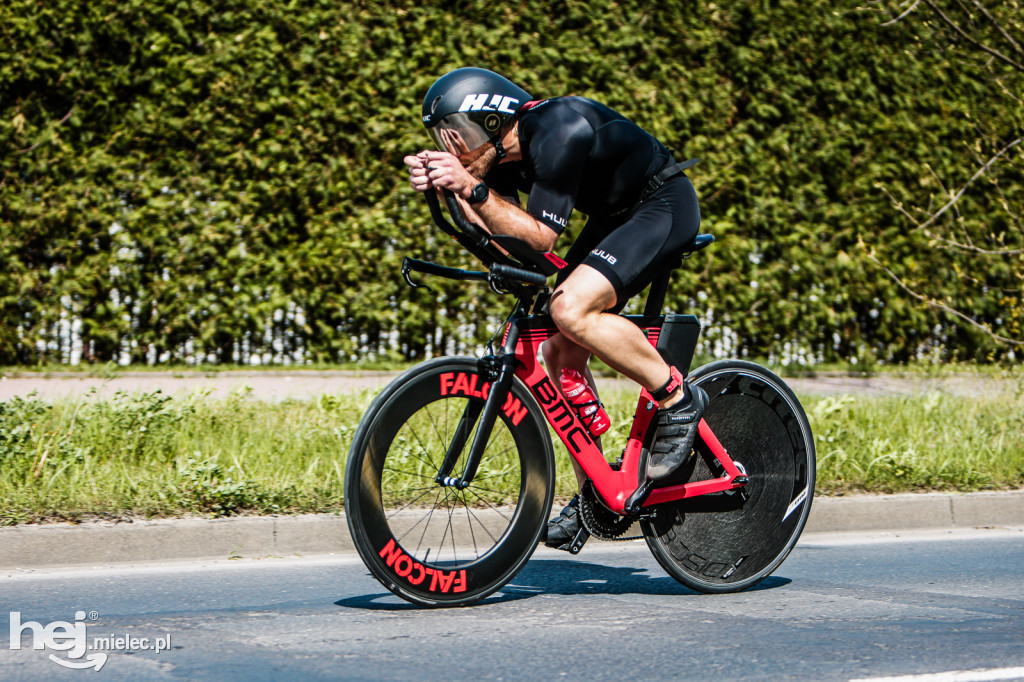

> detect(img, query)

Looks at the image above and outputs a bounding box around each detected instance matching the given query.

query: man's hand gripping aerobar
[404,146,557,253]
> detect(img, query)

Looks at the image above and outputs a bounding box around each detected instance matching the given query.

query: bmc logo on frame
[459,93,520,114]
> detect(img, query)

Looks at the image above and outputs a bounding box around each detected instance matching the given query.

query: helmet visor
[427,113,494,157]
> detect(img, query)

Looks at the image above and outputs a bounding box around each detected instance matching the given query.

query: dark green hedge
[2,0,1021,366]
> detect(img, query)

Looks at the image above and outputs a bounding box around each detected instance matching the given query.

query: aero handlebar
[415,187,573,293]
[489,264,548,287]
[423,190,517,269]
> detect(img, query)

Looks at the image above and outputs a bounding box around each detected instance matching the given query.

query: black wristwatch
[468,182,489,205]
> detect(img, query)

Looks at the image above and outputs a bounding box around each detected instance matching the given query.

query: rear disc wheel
[642,360,816,593]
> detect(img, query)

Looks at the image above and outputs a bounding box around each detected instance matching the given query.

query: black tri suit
[484,96,701,310]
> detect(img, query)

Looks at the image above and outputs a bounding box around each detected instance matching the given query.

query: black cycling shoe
[543,496,589,552]
[647,384,709,481]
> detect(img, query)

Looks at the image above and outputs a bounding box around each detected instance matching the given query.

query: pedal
[557,526,591,554]
[623,480,654,516]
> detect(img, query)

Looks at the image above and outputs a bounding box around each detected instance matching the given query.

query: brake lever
[401,259,432,292]
[487,275,508,296]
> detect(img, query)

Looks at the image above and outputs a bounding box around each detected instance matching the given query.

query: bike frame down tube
[509,315,747,515]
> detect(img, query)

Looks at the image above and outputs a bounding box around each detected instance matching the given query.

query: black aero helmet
[421,67,532,158]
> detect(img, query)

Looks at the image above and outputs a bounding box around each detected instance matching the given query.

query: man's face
[459,144,499,179]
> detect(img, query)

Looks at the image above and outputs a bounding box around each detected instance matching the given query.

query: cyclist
[404,67,709,550]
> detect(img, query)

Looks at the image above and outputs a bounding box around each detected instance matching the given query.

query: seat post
[641,233,715,317]
[644,262,679,317]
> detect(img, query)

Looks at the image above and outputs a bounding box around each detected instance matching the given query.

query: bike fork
[433,401,483,487]
[434,326,521,489]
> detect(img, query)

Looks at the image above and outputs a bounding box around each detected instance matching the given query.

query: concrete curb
[803,490,1024,533]
[1,491,1022,570]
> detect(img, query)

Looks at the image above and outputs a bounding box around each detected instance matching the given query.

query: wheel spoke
[446,486,462,563]
[424,399,461,459]
[436,486,457,563]
[382,483,442,500]
[410,488,445,555]
[462,482,518,502]
[400,422,444,473]
[461,492,480,556]
[458,492,502,545]
[384,487,440,519]
[381,467,437,481]
[464,486,514,522]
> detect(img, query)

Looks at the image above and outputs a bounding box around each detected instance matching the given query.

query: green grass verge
[2,385,1022,525]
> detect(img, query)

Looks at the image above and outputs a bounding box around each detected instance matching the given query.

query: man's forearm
[415,148,558,252]
[470,193,558,252]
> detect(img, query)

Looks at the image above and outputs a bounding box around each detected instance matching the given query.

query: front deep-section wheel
[344,357,555,607]
[642,360,816,593]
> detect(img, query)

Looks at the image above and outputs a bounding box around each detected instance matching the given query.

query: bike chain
[579,481,643,542]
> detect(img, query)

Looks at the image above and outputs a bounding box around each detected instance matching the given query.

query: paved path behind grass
[1,369,1014,402]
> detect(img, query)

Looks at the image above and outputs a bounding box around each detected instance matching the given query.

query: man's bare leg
[542,265,689,488]
[551,264,709,489]
[548,265,686,408]
[540,264,696,549]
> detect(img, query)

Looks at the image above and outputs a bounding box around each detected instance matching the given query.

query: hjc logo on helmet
[458,93,521,114]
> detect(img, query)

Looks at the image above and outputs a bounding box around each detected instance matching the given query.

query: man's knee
[549,266,618,337]
[549,288,589,337]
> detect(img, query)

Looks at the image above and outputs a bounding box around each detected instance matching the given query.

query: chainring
[579,481,640,541]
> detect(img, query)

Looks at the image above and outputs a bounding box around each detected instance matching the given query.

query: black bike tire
[344,357,555,607]
[641,359,816,593]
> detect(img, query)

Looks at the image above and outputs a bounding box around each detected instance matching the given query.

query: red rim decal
[379,539,468,594]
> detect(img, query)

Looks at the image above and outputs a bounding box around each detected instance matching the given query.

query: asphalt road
[2,528,1023,681]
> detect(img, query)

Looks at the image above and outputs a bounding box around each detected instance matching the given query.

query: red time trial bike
[344,190,815,607]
